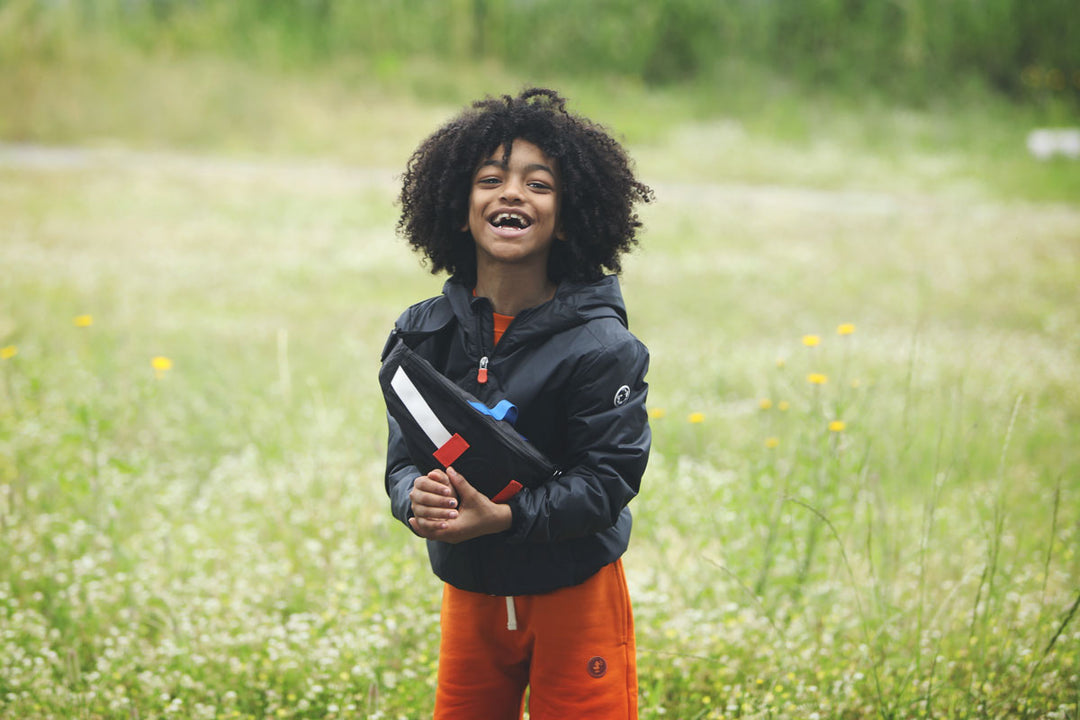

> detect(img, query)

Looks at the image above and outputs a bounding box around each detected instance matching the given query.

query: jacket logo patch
[613,385,631,407]
[587,656,608,678]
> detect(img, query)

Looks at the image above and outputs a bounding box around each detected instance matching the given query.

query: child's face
[465,138,562,279]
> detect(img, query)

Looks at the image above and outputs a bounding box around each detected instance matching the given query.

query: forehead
[478,138,557,174]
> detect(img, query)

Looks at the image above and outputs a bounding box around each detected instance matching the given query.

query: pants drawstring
[505,596,518,631]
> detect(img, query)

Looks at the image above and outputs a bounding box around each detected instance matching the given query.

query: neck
[474,263,557,316]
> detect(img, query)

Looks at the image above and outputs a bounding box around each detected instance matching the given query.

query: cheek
[462,193,481,231]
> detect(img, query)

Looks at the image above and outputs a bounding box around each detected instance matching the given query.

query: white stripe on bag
[391,366,452,448]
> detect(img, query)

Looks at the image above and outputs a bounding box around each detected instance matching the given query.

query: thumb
[445,466,478,499]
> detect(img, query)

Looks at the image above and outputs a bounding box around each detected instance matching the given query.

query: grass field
[1,57,1079,719]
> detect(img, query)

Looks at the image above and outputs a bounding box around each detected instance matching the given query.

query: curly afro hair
[397,87,654,285]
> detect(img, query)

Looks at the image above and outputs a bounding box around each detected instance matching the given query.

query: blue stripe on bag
[468,399,519,425]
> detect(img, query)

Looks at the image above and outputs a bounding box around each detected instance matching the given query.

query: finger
[427,468,451,485]
[446,466,478,499]
[412,503,459,520]
[410,487,459,511]
[413,476,456,498]
[414,516,452,535]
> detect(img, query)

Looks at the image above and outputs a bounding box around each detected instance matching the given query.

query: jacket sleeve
[385,411,422,534]
[504,335,650,543]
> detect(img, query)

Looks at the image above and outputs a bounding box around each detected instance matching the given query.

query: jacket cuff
[504,490,530,542]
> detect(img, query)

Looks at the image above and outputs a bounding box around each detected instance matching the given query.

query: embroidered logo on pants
[587,656,607,678]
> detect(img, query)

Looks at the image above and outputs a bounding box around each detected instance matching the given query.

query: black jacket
[383,275,650,596]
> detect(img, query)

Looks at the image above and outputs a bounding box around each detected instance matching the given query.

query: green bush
[3,0,1078,103]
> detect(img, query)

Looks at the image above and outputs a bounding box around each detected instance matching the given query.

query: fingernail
[449,511,458,519]
[448,499,457,508]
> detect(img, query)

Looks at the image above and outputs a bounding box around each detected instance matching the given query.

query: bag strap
[380,296,457,363]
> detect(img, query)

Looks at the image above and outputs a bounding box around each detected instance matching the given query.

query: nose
[500,175,525,202]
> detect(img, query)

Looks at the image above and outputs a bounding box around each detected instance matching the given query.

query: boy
[383,87,653,719]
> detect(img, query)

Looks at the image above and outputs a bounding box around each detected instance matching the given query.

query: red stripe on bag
[491,480,524,503]
[433,433,469,467]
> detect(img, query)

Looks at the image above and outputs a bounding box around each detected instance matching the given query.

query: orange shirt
[493,312,513,346]
[472,289,515,346]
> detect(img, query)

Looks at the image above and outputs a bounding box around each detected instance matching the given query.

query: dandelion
[778,401,790,411]
[837,323,855,335]
[0,345,16,360]
[688,412,705,424]
[649,407,667,419]
[765,437,780,449]
[829,420,846,432]
[151,356,173,379]
[73,314,94,328]
[802,335,820,347]
[776,358,786,368]
[759,398,773,410]
[807,373,828,385]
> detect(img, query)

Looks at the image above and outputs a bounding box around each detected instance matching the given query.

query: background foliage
[4,0,1079,102]
[1,1,1079,719]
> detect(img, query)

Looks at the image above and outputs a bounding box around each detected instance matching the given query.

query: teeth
[493,212,529,227]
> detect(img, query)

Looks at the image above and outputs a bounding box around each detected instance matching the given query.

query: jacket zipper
[477,356,489,384]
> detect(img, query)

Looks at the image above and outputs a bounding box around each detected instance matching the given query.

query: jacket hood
[443,275,628,351]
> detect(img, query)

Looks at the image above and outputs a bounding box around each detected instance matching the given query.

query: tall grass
[2,0,1078,106]
[3,85,1077,716]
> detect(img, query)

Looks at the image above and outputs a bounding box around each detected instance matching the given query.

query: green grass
[4,48,1079,203]
[1,55,1079,719]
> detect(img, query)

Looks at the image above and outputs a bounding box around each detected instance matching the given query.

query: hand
[408,468,459,534]
[408,467,513,544]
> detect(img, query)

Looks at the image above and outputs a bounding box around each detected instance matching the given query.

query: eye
[527,180,554,191]
[477,176,501,185]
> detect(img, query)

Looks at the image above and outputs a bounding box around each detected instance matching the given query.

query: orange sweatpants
[433,559,638,720]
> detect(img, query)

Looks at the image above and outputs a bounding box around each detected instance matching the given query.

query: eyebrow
[477,160,556,177]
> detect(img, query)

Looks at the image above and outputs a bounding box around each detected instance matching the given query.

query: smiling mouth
[489,212,532,229]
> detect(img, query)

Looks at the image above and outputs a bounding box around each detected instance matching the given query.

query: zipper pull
[477,356,489,384]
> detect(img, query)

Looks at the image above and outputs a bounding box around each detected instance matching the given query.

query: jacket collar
[443,275,628,349]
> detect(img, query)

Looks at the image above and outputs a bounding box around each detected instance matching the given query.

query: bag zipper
[395,342,560,482]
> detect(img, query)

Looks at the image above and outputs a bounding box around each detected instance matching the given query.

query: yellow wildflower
[829,420,846,432]
[688,412,705,424]
[73,314,93,328]
[0,345,16,360]
[851,379,862,388]
[807,373,828,385]
[802,334,820,347]
[759,398,773,410]
[151,356,173,379]
[648,407,666,419]
[776,358,786,368]
[778,401,790,411]
[765,437,780,449]
[837,323,855,335]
